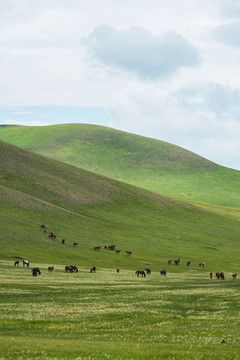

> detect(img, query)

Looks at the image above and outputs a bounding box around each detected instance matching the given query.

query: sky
[0,0,240,170]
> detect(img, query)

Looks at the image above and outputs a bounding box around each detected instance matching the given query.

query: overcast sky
[1,0,240,170]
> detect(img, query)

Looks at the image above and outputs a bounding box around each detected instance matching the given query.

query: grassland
[0,261,240,360]
[0,124,240,209]
[1,140,240,359]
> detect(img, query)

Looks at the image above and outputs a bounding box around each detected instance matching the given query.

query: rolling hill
[0,123,239,209]
[0,139,239,271]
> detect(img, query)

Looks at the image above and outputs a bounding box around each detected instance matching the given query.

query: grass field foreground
[0,261,240,360]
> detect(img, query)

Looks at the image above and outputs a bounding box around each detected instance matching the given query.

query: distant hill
[0,124,239,208]
[0,140,239,270]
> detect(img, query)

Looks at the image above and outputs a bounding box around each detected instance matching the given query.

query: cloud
[217,0,240,19]
[84,24,200,80]
[2,119,48,126]
[214,21,240,47]
[105,82,240,170]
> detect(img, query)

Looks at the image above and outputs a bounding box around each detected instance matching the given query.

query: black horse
[135,270,146,278]
[65,265,78,273]
[32,267,41,276]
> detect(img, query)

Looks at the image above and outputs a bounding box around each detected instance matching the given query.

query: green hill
[0,123,239,208]
[0,140,239,271]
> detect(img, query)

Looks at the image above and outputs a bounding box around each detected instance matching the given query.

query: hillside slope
[0,140,239,270]
[0,124,239,208]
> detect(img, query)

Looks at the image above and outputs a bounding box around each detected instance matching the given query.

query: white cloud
[84,24,200,80]
[2,119,48,126]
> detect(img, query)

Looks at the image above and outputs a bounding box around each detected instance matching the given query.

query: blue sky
[0,0,240,170]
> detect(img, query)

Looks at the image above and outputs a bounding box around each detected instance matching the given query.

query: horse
[210,272,213,279]
[48,266,54,272]
[216,272,224,280]
[116,268,120,273]
[116,250,121,254]
[108,245,116,250]
[73,242,79,246]
[49,232,56,239]
[90,266,96,273]
[94,246,101,250]
[126,251,132,255]
[232,273,237,279]
[135,270,146,278]
[145,268,151,275]
[199,262,205,267]
[61,239,65,244]
[14,261,19,267]
[187,261,191,266]
[174,259,180,265]
[160,269,167,276]
[104,245,107,250]
[40,224,45,229]
[32,267,41,276]
[23,260,29,267]
[65,265,78,273]
[44,230,46,234]
[168,259,172,265]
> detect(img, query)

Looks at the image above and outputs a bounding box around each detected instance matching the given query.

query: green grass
[1,140,240,270]
[0,261,240,359]
[0,124,240,209]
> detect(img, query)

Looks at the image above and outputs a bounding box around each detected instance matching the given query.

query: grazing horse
[145,268,151,275]
[94,246,101,250]
[104,245,107,250]
[40,224,45,229]
[210,272,213,279]
[23,260,29,267]
[168,259,172,265]
[216,272,224,280]
[108,245,116,251]
[90,266,96,273]
[44,230,46,234]
[187,261,191,266]
[14,261,19,267]
[32,267,41,276]
[232,273,237,279]
[135,270,146,278]
[116,268,120,273]
[160,269,167,276]
[126,251,132,256]
[73,242,79,246]
[62,239,65,244]
[48,266,54,272]
[65,265,78,273]
[174,259,180,265]
[49,232,56,239]
[116,250,121,254]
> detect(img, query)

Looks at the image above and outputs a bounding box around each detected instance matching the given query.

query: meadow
[0,261,240,360]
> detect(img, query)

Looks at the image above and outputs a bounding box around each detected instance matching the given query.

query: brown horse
[48,266,54,272]
[73,242,79,246]
[210,272,213,279]
[90,266,96,273]
[145,268,151,275]
[187,261,191,266]
[135,270,146,278]
[108,245,116,250]
[65,265,78,273]
[168,259,172,265]
[14,261,19,267]
[160,269,167,276]
[94,246,101,250]
[116,250,121,254]
[49,232,56,238]
[232,273,237,279]
[40,224,45,229]
[216,272,224,280]
[116,268,120,273]
[126,251,132,255]
[174,259,180,265]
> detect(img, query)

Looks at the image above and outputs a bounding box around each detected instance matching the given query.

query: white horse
[23,260,29,267]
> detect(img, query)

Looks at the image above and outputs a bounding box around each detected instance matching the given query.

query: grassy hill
[0,123,239,209]
[0,139,239,271]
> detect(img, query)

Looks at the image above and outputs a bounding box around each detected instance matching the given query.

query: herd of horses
[15,224,237,279]
[13,259,238,281]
